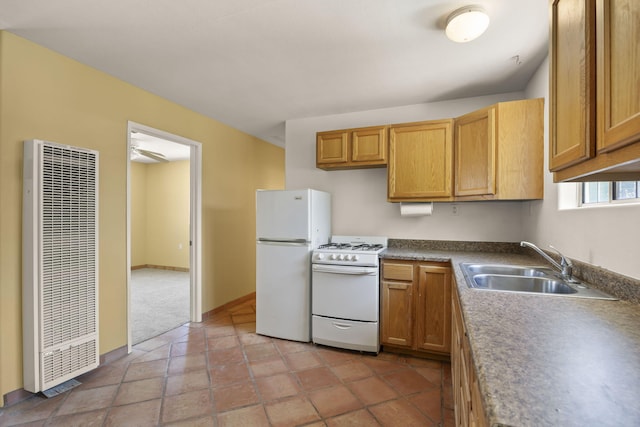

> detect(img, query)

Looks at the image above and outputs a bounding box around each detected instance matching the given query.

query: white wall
[523,57,640,280]
[286,92,530,242]
[286,60,640,280]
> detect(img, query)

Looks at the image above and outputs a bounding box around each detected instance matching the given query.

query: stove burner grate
[318,243,352,250]
[317,242,384,251]
[352,244,383,251]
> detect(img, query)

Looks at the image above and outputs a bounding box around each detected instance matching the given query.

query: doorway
[126,122,202,351]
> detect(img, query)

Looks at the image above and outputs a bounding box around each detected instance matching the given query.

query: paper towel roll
[399,202,433,216]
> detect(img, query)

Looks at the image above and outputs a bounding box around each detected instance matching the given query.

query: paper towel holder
[399,202,433,217]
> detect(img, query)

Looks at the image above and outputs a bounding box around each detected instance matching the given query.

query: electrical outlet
[178,243,183,250]
[452,204,460,216]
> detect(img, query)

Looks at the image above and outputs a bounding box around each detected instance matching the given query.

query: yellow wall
[0,31,285,402]
[130,162,148,267]
[131,160,190,269]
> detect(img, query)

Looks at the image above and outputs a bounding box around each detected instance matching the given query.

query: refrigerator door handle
[257,238,309,246]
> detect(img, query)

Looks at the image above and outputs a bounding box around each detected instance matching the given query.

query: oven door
[311,263,379,322]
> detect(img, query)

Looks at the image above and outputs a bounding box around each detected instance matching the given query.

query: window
[582,181,640,205]
[615,181,640,200]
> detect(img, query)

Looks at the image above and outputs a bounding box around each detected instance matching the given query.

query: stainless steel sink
[472,275,577,294]
[460,263,617,300]
[463,264,555,278]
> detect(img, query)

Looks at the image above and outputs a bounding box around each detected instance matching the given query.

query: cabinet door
[351,126,387,166]
[381,280,413,348]
[454,107,496,196]
[452,292,462,427]
[470,366,488,427]
[317,130,348,167]
[388,120,453,200]
[596,0,640,152]
[416,265,451,354]
[452,290,469,427]
[549,0,596,171]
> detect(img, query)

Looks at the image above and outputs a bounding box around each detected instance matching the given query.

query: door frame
[126,121,203,352]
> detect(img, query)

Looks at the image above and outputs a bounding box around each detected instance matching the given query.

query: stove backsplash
[388,239,521,253]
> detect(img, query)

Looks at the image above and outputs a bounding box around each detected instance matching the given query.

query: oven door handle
[312,264,378,275]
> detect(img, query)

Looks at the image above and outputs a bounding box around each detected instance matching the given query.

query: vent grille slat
[23,140,99,393]
[40,145,98,349]
[42,339,98,386]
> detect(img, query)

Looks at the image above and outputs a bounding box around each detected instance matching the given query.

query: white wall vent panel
[23,139,99,393]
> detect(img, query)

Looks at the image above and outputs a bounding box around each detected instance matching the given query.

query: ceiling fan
[130,146,168,162]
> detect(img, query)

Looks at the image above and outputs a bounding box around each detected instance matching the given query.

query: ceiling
[0,0,548,148]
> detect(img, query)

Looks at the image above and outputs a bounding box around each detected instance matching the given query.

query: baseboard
[3,387,34,408]
[100,345,129,365]
[202,292,256,321]
[131,264,189,272]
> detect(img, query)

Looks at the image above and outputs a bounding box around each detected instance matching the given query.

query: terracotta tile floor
[0,299,454,426]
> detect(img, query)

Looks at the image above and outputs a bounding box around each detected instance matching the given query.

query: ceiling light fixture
[445,5,490,43]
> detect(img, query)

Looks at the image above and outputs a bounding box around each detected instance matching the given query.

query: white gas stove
[311,236,387,353]
[312,235,387,267]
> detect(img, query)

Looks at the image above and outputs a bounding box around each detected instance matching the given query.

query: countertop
[381,247,640,427]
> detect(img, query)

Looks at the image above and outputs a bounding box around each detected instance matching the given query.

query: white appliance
[311,236,388,353]
[256,189,331,342]
[22,140,100,393]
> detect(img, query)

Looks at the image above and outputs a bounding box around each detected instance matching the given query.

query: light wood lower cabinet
[416,264,451,353]
[381,260,451,356]
[452,285,487,427]
[381,261,414,347]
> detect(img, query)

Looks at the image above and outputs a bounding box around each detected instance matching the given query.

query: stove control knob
[330,254,337,260]
[316,253,324,260]
[352,255,359,262]
[343,254,351,261]
[338,254,346,261]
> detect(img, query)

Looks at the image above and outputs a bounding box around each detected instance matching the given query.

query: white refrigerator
[256,189,331,342]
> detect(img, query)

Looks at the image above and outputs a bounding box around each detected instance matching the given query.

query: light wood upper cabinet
[351,126,387,164]
[316,130,348,166]
[318,99,544,199]
[454,99,544,200]
[549,0,596,171]
[381,260,451,357]
[550,0,640,181]
[388,120,454,201]
[454,107,496,197]
[316,125,387,170]
[387,100,543,202]
[596,0,640,153]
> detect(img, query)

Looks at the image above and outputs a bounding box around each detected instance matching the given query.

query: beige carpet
[130,268,190,344]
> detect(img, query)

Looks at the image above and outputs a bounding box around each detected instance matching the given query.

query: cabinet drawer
[383,263,414,281]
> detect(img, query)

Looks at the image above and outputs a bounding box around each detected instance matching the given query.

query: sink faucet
[520,241,574,282]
